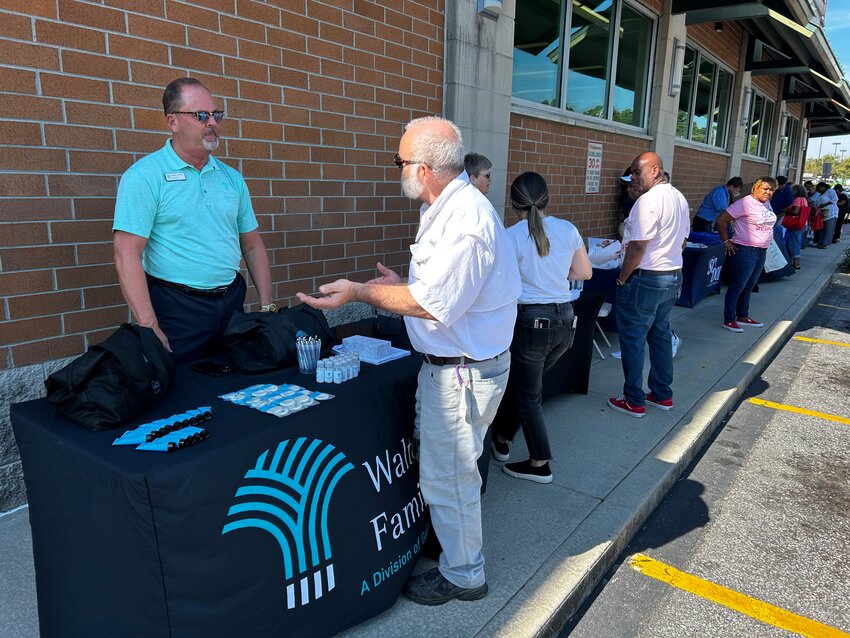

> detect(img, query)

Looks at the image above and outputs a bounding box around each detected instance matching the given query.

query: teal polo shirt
[113,140,259,289]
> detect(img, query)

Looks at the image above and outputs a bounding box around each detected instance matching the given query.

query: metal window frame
[742,87,775,159]
[787,115,800,165]
[677,44,735,148]
[610,1,657,128]
[558,0,656,128]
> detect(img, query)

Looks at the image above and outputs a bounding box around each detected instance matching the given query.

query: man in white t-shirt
[297,116,521,605]
[607,152,689,418]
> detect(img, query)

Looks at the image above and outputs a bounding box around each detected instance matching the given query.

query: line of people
[689,174,847,333]
[802,179,848,250]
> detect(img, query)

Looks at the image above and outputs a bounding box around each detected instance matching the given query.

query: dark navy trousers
[147,273,246,363]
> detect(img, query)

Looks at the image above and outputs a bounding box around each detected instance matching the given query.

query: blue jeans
[615,270,682,406]
[723,244,766,323]
[820,217,837,247]
[415,352,510,588]
[494,302,574,461]
[784,229,803,258]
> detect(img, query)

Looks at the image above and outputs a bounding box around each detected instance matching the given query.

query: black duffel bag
[223,305,336,373]
[45,324,175,430]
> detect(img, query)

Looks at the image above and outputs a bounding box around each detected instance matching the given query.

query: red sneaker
[646,393,673,411]
[607,397,645,418]
[722,322,743,333]
[736,317,764,327]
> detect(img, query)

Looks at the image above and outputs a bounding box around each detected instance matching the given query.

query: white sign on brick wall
[586,142,602,194]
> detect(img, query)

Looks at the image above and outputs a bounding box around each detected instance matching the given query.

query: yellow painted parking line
[629,553,850,637]
[793,336,850,348]
[747,397,850,426]
[817,303,850,311]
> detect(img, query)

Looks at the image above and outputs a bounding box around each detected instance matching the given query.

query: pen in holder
[296,335,321,374]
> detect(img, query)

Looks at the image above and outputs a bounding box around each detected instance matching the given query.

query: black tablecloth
[540,289,605,399]
[676,243,725,308]
[582,246,726,327]
[584,268,619,332]
[13,355,427,638]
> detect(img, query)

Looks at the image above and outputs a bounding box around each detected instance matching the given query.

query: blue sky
[806,0,850,158]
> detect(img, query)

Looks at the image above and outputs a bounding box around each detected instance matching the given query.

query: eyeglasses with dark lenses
[171,110,225,124]
[393,153,424,169]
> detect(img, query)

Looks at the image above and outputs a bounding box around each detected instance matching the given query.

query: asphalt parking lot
[565,273,850,637]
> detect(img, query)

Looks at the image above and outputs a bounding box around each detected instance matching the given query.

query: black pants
[691,217,714,233]
[493,302,574,461]
[147,274,246,363]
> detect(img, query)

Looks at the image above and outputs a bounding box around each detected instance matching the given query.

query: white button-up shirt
[405,174,521,360]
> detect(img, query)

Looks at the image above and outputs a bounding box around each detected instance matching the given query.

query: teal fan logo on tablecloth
[222,437,354,609]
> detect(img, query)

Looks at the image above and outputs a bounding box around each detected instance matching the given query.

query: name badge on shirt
[164,172,186,182]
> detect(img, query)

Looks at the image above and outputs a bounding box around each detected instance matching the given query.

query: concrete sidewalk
[1,241,846,638]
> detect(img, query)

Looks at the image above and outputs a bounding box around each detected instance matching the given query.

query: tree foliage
[804,154,850,182]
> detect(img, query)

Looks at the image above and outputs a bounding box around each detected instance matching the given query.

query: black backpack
[223,305,337,373]
[45,324,176,431]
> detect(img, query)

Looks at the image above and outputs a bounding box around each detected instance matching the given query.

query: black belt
[148,274,238,298]
[633,268,681,276]
[420,353,492,366]
[518,302,572,311]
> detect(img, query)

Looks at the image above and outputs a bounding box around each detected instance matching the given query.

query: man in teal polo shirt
[113,77,274,362]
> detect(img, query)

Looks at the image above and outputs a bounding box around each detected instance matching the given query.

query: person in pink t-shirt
[716,177,778,333]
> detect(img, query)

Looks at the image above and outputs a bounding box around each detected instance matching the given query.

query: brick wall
[688,21,745,71]
[506,113,650,238]
[0,0,444,369]
[741,158,773,187]
[642,0,663,15]
[671,145,730,213]
[752,73,781,100]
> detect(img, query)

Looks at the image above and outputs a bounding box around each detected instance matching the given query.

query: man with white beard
[113,77,273,362]
[298,116,521,605]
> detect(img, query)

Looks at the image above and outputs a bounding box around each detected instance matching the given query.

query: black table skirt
[583,246,726,332]
[13,354,428,638]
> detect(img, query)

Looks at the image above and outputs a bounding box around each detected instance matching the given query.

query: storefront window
[691,57,716,144]
[747,94,764,155]
[676,47,696,138]
[512,0,565,106]
[565,1,613,117]
[612,4,653,126]
[676,46,733,149]
[760,99,774,157]
[513,0,654,127]
[710,69,732,147]
[743,91,775,159]
[785,115,800,163]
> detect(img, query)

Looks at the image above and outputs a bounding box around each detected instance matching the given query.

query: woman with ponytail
[491,172,592,483]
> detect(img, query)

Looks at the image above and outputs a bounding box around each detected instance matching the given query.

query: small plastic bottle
[333,359,343,384]
[315,360,325,384]
[324,358,333,383]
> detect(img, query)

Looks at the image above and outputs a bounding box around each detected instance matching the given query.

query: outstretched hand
[366,262,402,286]
[296,279,359,310]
